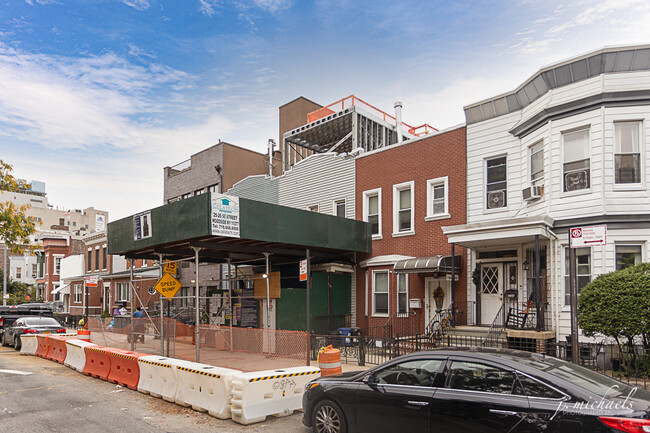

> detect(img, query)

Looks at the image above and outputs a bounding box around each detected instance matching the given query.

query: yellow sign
[163,261,178,275]
[154,273,182,299]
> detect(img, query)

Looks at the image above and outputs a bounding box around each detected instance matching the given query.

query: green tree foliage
[578,262,650,351]
[0,269,37,305]
[0,160,37,254]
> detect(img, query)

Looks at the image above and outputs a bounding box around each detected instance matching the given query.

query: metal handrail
[481,304,505,346]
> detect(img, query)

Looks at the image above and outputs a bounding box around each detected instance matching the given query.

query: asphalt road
[0,345,308,433]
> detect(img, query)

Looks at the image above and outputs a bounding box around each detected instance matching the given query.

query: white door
[480,264,502,325]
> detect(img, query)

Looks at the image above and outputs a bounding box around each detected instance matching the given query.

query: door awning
[51,283,70,295]
[393,255,462,274]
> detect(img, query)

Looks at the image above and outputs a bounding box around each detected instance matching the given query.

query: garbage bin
[338,327,351,347]
[350,327,361,346]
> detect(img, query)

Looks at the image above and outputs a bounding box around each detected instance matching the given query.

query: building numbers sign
[211,193,240,238]
[570,225,607,248]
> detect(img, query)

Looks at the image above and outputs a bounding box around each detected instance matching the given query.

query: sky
[1,0,650,221]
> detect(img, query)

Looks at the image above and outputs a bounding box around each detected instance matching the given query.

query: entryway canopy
[393,255,462,274]
[442,215,556,249]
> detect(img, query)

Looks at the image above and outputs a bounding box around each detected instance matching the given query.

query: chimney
[394,101,403,143]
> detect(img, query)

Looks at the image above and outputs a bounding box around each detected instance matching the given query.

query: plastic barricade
[230,366,321,425]
[137,355,182,402]
[174,361,242,419]
[35,335,50,358]
[106,348,147,390]
[82,346,112,380]
[45,335,74,363]
[64,339,96,372]
[19,334,38,355]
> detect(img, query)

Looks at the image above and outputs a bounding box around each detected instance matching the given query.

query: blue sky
[1,0,650,220]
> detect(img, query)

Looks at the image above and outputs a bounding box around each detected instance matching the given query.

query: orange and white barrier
[35,335,50,358]
[137,356,183,402]
[230,366,321,425]
[64,339,97,372]
[45,335,74,363]
[174,361,242,419]
[83,346,112,380]
[107,349,147,390]
[318,346,342,376]
[76,329,91,342]
[19,334,38,355]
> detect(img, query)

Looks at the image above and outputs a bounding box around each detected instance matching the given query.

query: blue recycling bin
[338,327,352,346]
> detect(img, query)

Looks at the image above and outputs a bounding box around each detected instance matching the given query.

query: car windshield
[24,318,60,326]
[520,354,634,397]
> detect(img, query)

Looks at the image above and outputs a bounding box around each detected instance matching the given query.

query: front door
[425,279,450,326]
[480,264,502,325]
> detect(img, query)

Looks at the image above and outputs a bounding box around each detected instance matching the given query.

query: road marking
[0,369,33,376]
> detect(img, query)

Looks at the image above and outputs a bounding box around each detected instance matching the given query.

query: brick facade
[355,126,468,331]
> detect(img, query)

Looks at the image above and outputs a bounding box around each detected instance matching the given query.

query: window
[530,141,544,186]
[102,246,107,270]
[564,247,591,305]
[563,129,590,192]
[373,271,389,316]
[180,287,189,307]
[614,122,641,184]
[445,361,516,394]
[370,359,443,387]
[208,184,219,193]
[397,274,408,315]
[393,181,414,235]
[94,248,99,271]
[87,249,92,272]
[616,245,642,270]
[307,204,319,212]
[16,267,22,279]
[74,284,82,303]
[486,157,507,209]
[54,257,62,275]
[32,264,37,277]
[514,374,565,399]
[117,283,130,301]
[181,192,192,199]
[426,177,449,219]
[194,188,205,195]
[363,189,381,238]
[334,199,345,217]
[72,221,76,227]
[59,218,64,225]
[142,259,148,267]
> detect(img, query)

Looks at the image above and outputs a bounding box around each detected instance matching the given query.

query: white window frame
[614,121,644,188]
[307,204,319,213]
[102,245,107,271]
[425,176,449,221]
[615,243,643,271]
[74,284,82,303]
[397,273,409,317]
[117,282,130,302]
[564,247,591,306]
[529,141,544,187]
[561,127,591,194]
[485,155,507,211]
[392,181,415,237]
[372,270,389,317]
[15,267,22,279]
[333,199,346,218]
[53,254,64,275]
[362,188,382,240]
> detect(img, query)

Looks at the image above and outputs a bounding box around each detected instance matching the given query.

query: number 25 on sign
[154,273,182,299]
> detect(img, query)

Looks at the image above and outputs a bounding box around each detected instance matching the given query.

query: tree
[578,262,650,352]
[0,160,37,254]
[0,269,37,305]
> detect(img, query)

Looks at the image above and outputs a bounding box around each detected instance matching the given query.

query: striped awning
[393,255,461,274]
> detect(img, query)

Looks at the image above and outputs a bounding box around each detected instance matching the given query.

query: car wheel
[13,336,21,351]
[313,399,347,433]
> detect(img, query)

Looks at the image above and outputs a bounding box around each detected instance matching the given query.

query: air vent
[522,186,543,201]
[565,171,588,192]
[487,191,506,209]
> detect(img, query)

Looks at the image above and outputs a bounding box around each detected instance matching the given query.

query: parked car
[1,316,66,350]
[0,303,54,340]
[302,348,650,433]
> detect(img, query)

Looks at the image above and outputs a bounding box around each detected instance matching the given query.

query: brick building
[355,125,467,333]
[34,233,85,302]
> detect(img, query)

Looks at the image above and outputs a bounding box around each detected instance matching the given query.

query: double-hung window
[426,177,449,220]
[530,141,544,186]
[486,156,507,209]
[393,181,414,235]
[616,244,642,270]
[373,271,389,316]
[74,284,82,303]
[614,122,641,184]
[117,283,130,302]
[334,199,345,217]
[54,256,62,275]
[363,189,381,238]
[564,247,591,305]
[563,129,590,192]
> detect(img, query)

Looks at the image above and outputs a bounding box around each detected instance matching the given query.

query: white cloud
[119,0,150,11]
[253,0,292,13]
[198,0,222,16]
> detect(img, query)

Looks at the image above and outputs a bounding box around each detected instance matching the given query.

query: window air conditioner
[487,191,506,209]
[565,171,588,192]
[522,185,543,201]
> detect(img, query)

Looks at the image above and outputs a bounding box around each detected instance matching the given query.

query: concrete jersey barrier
[174,361,242,419]
[230,366,321,425]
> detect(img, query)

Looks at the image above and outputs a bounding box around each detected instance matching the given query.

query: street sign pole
[569,237,579,364]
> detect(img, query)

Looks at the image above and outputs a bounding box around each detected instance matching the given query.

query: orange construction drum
[318,345,342,377]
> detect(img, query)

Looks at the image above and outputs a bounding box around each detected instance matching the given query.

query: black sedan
[302,348,650,433]
[1,316,66,350]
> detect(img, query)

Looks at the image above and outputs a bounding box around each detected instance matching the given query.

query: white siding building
[443,45,650,340]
